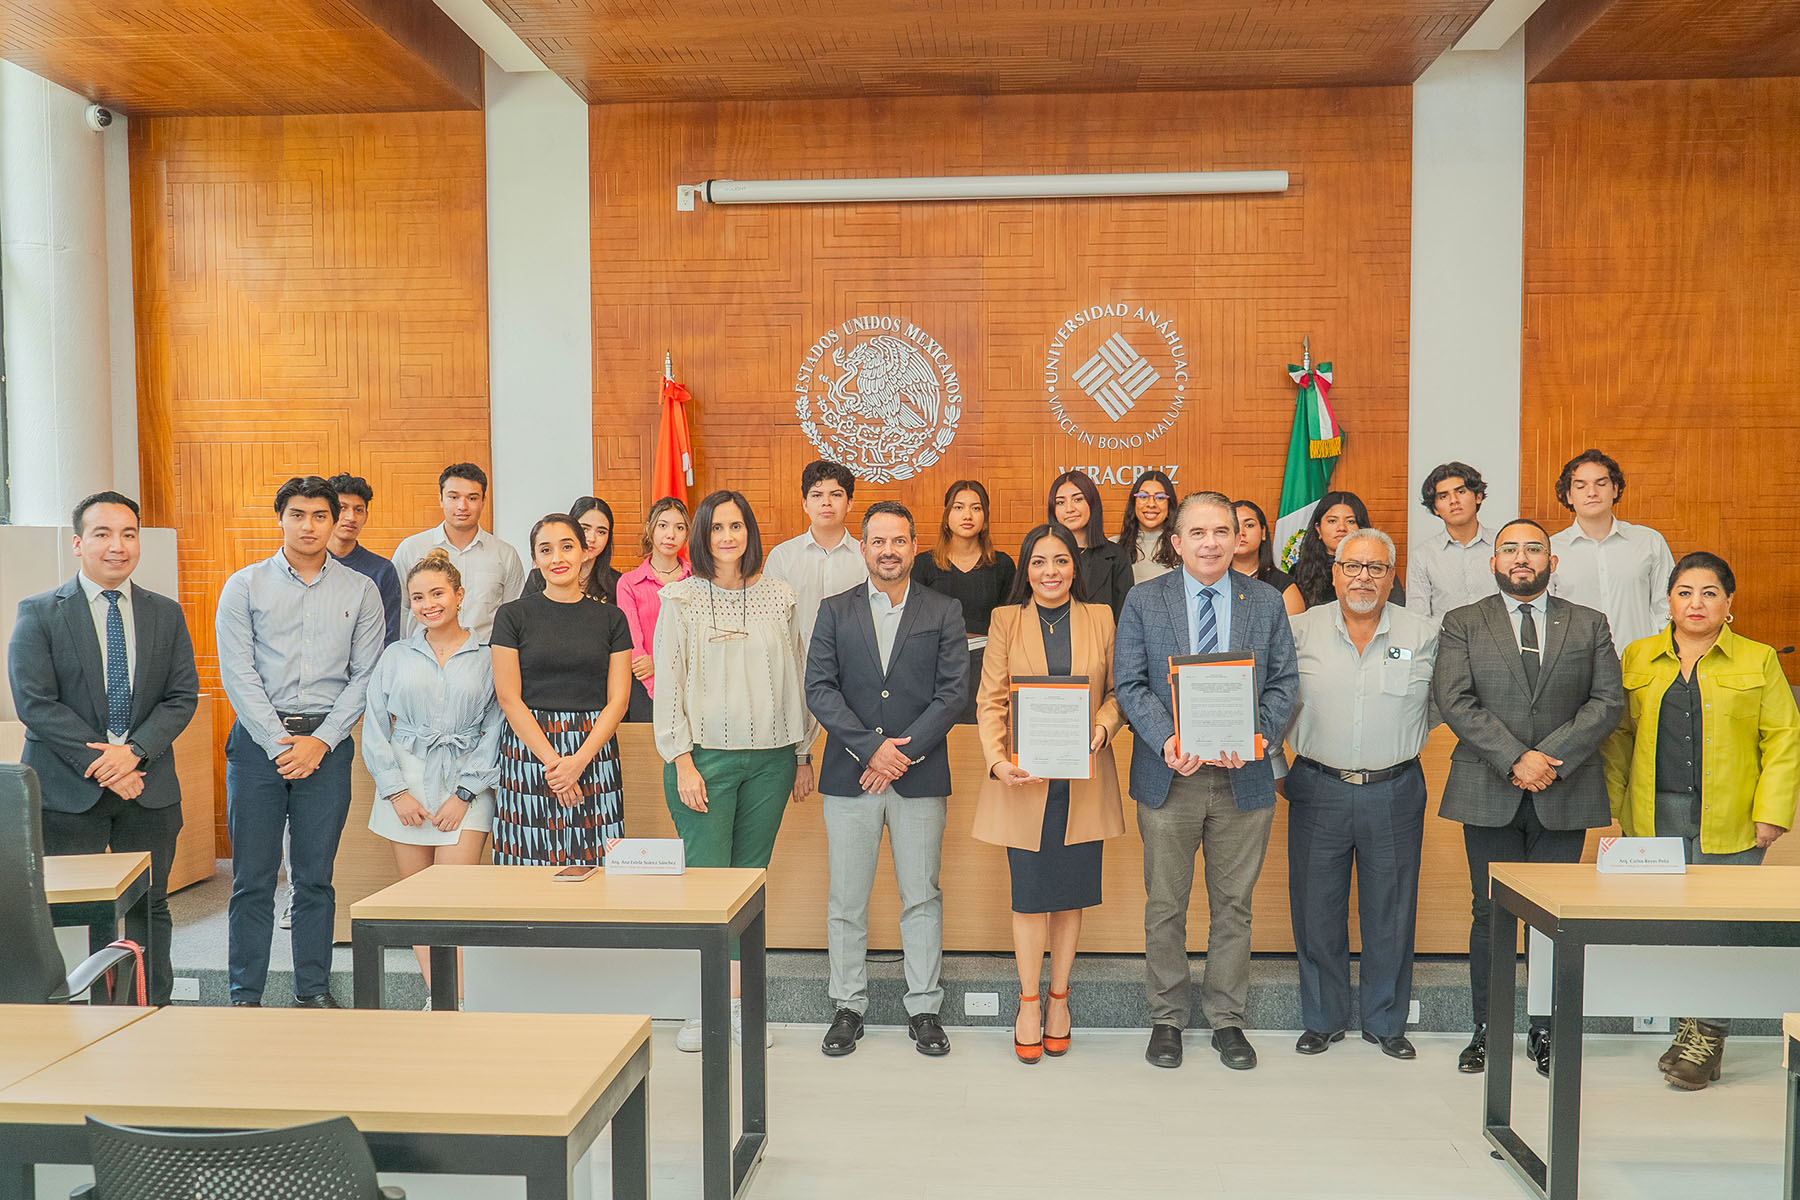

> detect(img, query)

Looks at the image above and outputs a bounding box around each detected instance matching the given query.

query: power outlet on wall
[964,992,999,1017]
[1408,1000,1421,1025]
[1634,1015,1670,1033]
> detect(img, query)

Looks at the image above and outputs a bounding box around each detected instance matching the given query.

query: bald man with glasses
[1432,518,1622,1077]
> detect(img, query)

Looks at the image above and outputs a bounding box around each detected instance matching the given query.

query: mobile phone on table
[553,864,598,882]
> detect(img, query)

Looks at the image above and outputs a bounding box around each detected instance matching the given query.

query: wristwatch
[126,742,147,764]
[455,786,476,803]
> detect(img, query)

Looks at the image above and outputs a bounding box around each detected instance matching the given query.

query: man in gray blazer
[1115,491,1298,1071]
[806,501,969,1058]
[1432,517,1623,1077]
[8,491,199,1005]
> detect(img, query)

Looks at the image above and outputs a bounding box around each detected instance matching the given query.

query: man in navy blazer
[806,501,968,1058]
[8,491,199,1005]
[1115,490,1298,1071]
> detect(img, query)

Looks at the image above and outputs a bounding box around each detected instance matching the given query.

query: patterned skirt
[494,709,623,866]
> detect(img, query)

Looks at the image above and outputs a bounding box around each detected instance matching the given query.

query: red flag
[652,359,693,506]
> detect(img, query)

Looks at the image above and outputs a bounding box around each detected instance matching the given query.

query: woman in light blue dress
[362,547,502,991]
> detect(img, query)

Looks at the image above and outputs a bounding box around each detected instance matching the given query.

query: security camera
[84,105,113,132]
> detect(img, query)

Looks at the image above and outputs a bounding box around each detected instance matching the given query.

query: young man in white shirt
[763,460,868,652]
[1547,449,1675,655]
[391,463,524,643]
[1408,461,1500,620]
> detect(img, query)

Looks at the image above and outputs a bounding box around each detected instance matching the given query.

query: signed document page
[1169,654,1261,761]
[1010,676,1093,780]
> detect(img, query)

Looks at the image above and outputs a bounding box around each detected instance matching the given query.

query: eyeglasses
[1496,542,1550,557]
[1133,492,1170,502]
[1335,561,1392,579]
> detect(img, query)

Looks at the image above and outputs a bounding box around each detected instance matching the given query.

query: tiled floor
[33,1025,1784,1199]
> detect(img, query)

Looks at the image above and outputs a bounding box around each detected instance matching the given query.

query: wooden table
[44,852,152,1003]
[0,1007,651,1200]
[351,864,767,1200]
[0,1007,153,1092]
[1486,864,1800,1199]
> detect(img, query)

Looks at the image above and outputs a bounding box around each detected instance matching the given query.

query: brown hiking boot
[1664,1020,1726,1091]
[1657,1018,1698,1072]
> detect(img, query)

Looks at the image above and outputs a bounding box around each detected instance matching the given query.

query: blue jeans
[226,721,354,1002]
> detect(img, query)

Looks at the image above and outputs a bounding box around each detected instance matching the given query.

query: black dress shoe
[292,993,341,1009]
[1527,1025,1552,1078]
[1210,1026,1257,1070]
[1296,1029,1345,1055]
[1458,1025,1487,1074]
[908,1013,950,1056]
[231,999,260,1008]
[1145,1023,1183,1068]
[821,1008,864,1057]
[1363,1031,1417,1060]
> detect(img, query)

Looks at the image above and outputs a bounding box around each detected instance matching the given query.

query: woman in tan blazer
[974,523,1125,1063]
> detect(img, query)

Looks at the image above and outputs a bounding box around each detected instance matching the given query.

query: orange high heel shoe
[1015,993,1044,1064]
[1043,987,1072,1056]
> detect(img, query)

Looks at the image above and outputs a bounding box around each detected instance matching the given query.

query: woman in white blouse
[362,548,502,994]
[654,489,814,1050]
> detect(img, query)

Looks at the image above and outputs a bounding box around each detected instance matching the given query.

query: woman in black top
[1290,490,1408,610]
[1231,498,1303,614]
[1047,469,1132,620]
[491,513,634,866]
[914,479,1016,724]
[523,496,617,602]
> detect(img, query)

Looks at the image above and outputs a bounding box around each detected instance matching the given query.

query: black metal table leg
[350,922,384,1009]
[699,927,732,1200]
[611,1074,651,1200]
[739,904,768,1150]
[1786,1042,1800,1200]
[429,945,459,1012]
[1545,934,1586,1200]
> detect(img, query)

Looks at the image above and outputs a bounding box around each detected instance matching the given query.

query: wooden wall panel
[1521,79,1800,671]
[1528,0,1800,84]
[590,89,1414,572]
[132,113,490,848]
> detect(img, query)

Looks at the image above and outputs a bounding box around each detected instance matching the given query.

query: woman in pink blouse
[615,497,691,721]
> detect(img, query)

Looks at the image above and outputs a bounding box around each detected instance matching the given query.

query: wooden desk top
[0,1007,650,1137]
[1489,863,1800,923]
[350,864,766,925]
[42,852,151,904]
[0,1006,154,1092]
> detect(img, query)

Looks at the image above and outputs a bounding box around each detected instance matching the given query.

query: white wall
[484,62,595,552]
[1407,33,1527,554]
[104,116,139,498]
[0,62,117,523]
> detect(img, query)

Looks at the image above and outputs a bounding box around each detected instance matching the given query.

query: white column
[0,62,116,523]
[1408,33,1527,551]
[104,116,139,499]
[484,61,594,551]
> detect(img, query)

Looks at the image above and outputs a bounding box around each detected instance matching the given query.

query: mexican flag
[1273,356,1341,570]
[651,353,694,506]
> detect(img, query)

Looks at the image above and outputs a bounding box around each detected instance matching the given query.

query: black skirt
[1007,780,1103,913]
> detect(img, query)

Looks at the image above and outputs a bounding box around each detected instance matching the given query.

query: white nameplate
[1595,836,1687,874]
[603,838,687,875]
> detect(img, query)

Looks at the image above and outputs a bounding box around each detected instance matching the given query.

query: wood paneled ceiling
[0,0,482,115]
[483,0,1496,103]
[1528,0,1800,83]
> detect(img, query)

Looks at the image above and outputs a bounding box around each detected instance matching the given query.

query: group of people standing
[8,447,1793,1096]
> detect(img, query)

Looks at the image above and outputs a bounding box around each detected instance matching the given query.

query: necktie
[1518,602,1540,695]
[102,589,132,737]
[1193,586,1218,655]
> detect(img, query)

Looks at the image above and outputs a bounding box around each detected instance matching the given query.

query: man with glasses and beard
[1285,529,1439,1062]
[1432,518,1623,1077]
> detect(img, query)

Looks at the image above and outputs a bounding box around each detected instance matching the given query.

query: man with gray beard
[1285,528,1440,1061]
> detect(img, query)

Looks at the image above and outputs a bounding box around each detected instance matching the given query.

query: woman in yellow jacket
[973,523,1126,1064]
[1603,551,1800,1091]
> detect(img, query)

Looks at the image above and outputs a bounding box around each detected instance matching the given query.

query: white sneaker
[731,998,775,1049]
[421,996,432,1011]
[675,1018,703,1053]
[278,899,293,930]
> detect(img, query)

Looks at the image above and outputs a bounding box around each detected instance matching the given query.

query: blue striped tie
[102,590,131,737]
[1193,585,1218,655]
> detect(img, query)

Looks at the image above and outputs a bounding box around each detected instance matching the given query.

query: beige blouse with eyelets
[652,575,817,760]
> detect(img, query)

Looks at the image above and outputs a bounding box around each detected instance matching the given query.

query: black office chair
[0,763,140,1004]
[73,1116,405,1199]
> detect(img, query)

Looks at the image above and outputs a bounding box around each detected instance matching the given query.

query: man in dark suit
[805,501,968,1059]
[1115,491,1299,1071]
[8,491,199,1006]
[1432,517,1623,1076]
